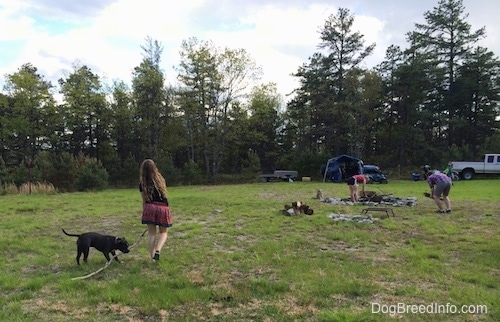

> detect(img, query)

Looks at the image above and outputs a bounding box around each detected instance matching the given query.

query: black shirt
[139,184,168,205]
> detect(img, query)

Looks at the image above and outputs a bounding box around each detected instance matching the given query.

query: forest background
[1,0,499,191]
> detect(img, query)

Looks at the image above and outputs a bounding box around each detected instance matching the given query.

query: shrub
[122,156,139,186]
[36,151,78,191]
[182,160,203,185]
[157,155,182,185]
[75,157,109,191]
[0,182,18,195]
[241,150,261,176]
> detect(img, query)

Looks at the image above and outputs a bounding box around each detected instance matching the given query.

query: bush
[0,182,18,195]
[182,160,203,185]
[103,153,139,187]
[36,151,78,191]
[241,150,261,176]
[75,157,109,191]
[156,155,182,186]
[288,151,331,180]
[122,155,140,186]
[3,152,111,192]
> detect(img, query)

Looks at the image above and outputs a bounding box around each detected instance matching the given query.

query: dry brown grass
[2,181,57,195]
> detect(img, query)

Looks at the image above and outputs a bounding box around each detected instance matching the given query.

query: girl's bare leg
[156,226,168,253]
[147,224,157,259]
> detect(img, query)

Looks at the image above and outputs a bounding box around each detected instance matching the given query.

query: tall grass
[1,181,57,195]
[0,180,498,321]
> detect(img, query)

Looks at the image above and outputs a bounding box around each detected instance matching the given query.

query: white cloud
[91,0,205,41]
[0,1,37,41]
[203,4,337,96]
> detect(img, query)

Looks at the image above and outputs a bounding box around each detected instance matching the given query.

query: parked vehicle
[321,154,363,182]
[321,154,387,183]
[363,165,388,184]
[450,154,500,180]
[259,170,298,182]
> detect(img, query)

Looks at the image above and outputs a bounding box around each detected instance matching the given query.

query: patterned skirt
[142,202,172,227]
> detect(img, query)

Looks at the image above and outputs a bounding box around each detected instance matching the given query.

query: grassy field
[0,179,498,321]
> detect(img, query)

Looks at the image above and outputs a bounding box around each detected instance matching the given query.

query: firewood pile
[282,201,314,216]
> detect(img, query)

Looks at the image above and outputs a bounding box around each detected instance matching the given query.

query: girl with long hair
[139,159,172,261]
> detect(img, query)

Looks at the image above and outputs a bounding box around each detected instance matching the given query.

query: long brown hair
[139,159,167,202]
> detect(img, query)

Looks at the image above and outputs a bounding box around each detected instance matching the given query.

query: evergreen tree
[58,64,108,159]
[132,36,167,160]
[288,8,376,157]
[246,83,283,172]
[3,63,57,163]
[453,47,500,156]
[408,0,486,147]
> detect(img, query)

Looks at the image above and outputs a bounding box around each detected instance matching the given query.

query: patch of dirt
[60,215,131,237]
[275,296,319,316]
[258,192,285,199]
[319,241,364,252]
[21,298,90,320]
[21,264,38,273]
[185,269,206,286]
[105,303,141,319]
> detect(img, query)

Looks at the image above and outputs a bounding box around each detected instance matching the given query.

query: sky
[0,0,498,101]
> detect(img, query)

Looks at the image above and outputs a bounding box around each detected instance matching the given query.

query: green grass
[0,179,498,321]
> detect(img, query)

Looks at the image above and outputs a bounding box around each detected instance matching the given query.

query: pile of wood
[282,201,314,216]
[360,191,385,202]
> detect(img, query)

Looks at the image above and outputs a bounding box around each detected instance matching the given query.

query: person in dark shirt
[139,159,172,261]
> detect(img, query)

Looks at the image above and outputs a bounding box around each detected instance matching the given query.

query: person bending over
[427,171,452,213]
[346,174,369,202]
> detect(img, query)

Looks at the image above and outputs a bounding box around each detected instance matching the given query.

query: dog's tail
[61,228,80,237]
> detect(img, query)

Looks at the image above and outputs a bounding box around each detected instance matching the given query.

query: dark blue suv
[321,154,388,183]
[363,165,388,184]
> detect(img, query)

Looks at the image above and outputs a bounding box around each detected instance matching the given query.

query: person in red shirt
[346,174,370,202]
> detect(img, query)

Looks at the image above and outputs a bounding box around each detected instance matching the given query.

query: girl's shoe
[153,251,160,261]
[445,209,452,213]
[436,210,445,213]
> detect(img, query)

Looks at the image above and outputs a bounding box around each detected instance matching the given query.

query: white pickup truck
[450,154,500,180]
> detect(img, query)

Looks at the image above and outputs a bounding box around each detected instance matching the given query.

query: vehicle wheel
[381,180,388,184]
[461,170,474,180]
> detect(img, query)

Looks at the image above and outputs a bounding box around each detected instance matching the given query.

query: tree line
[1,0,499,191]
